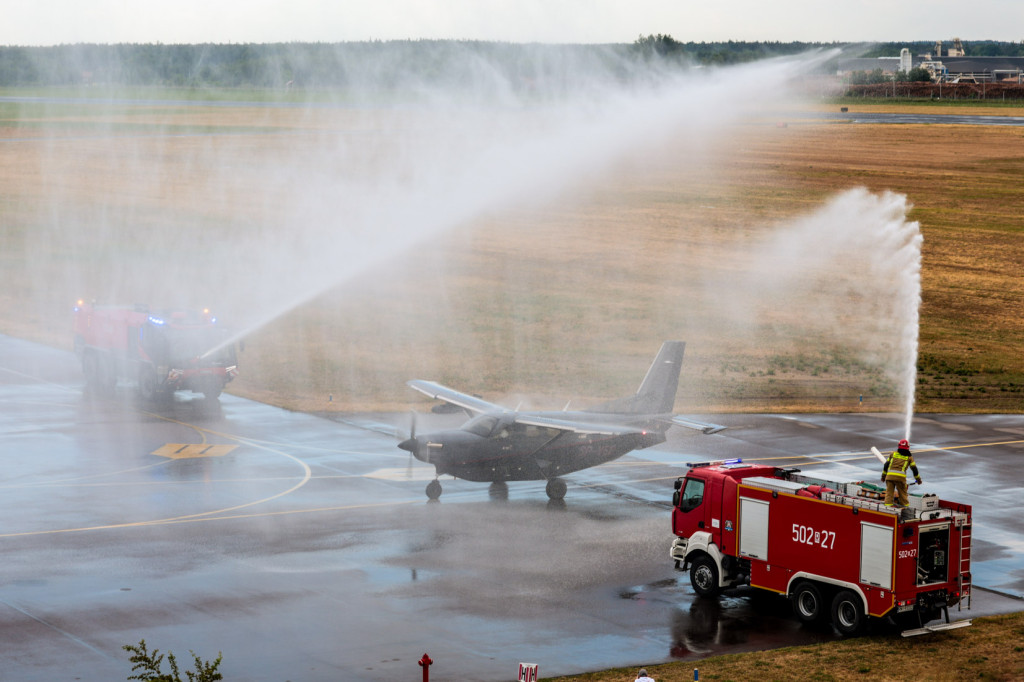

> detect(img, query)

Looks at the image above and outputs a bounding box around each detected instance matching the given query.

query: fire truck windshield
[679,478,705,512]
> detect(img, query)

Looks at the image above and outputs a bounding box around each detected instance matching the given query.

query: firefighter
[882,438,922,507]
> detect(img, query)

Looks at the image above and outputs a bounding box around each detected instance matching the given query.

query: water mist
[18,45,938,412]
[712,188,922,437]
[124,48,840,360]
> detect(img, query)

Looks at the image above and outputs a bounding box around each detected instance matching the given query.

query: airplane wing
[407,380,507,415]
[514,414,645,436]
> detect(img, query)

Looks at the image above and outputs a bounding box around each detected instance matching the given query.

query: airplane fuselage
[405,411,668,483]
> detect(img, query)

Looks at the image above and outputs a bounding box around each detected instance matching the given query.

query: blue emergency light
[686,457,742,469]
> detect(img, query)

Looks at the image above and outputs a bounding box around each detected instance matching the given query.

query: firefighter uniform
[882,445,921,507]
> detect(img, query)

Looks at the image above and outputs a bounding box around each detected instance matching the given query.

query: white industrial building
[838,39,1024,83]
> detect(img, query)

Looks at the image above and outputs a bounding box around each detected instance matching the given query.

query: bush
[123,639,223,682]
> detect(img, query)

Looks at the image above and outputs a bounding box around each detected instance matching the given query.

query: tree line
[857,40,1024,59]
[0,38,1021,89]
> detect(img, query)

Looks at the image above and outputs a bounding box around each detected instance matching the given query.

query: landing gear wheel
[425,479,442,500]
[545,478,567,500]
[488,481,508,500]
[832,590,866,636]
[792,581,825,623]
[689,555,720,598]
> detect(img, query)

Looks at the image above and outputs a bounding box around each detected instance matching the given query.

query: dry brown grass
[1,96,1023,413]
[543,611,1024,682]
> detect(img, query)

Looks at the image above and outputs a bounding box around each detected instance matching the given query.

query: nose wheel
[425,479,442,500]
[488,481,509,500]
[545,477,567,500]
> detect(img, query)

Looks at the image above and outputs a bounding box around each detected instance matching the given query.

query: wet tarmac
[1,334,1021,681]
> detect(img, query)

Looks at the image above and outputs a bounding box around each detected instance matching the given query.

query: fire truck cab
[671,459,972,636]
[72,301,239,401]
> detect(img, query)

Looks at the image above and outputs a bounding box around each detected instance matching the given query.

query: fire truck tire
[95,356,116,395]
[792,581,826,623]
[831,590,866,636]
[425,480,442,500]
[139,368,159,402]
[689,555,720,598]
[82,352,98,386]
[545,478,567,500]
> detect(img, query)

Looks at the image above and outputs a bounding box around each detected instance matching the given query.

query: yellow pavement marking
[152,443,238,459]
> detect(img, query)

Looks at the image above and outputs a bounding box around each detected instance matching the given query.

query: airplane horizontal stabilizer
[672,416,727,435]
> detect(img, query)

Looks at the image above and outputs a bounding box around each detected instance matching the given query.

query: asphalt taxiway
[0,334,1021,681]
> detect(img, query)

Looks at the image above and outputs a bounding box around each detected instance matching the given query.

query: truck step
[901,619,972,637]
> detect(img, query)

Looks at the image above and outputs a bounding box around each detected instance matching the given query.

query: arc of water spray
[198,50,844,365]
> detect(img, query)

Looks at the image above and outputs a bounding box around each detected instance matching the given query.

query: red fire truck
[72,301,239,400]
[670,459,972,636]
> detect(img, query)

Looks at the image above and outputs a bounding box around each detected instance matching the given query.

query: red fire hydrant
[418,652,433,682]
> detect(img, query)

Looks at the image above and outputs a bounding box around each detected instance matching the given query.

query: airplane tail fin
[594,341,685,415]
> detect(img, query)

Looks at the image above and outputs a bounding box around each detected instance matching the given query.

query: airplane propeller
[407,411,417,478]
[399,411,419,477]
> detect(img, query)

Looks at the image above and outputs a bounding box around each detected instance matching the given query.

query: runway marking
[364,466,436,482]
[0,599,117,661]
[0,409,316,534]
[0,366,81,393]
[151,443,238,459]
[0,497,420,538]
[602,437,1024,471]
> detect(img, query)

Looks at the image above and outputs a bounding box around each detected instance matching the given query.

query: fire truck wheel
[139,368,158,402]
[425,480,442,500]
[792,581,826,623]
[96,357,116,395]
[689,555,720,598]
[82,352,98,387]
[831,590,866,636]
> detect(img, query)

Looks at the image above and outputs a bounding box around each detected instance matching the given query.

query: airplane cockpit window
[514,423,559,438]
[679,478,705,512]
[462,415,500,438]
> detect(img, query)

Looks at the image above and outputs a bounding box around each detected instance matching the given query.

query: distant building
[839,53,1024,84]
[838,37,1024,83]
[900,48,912,73]
[839,56,902,76]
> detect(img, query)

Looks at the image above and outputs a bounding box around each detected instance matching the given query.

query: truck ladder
[958,522,972,611]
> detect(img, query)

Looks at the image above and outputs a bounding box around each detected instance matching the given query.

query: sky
[5,0,1023,46]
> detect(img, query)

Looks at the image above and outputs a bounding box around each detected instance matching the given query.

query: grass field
[1,89,1022,414]
[543,611,1024,682]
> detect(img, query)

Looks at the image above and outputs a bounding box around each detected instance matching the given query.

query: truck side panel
[740,484,898,617]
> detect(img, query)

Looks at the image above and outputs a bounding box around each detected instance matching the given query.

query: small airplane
[398,341,724,500]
